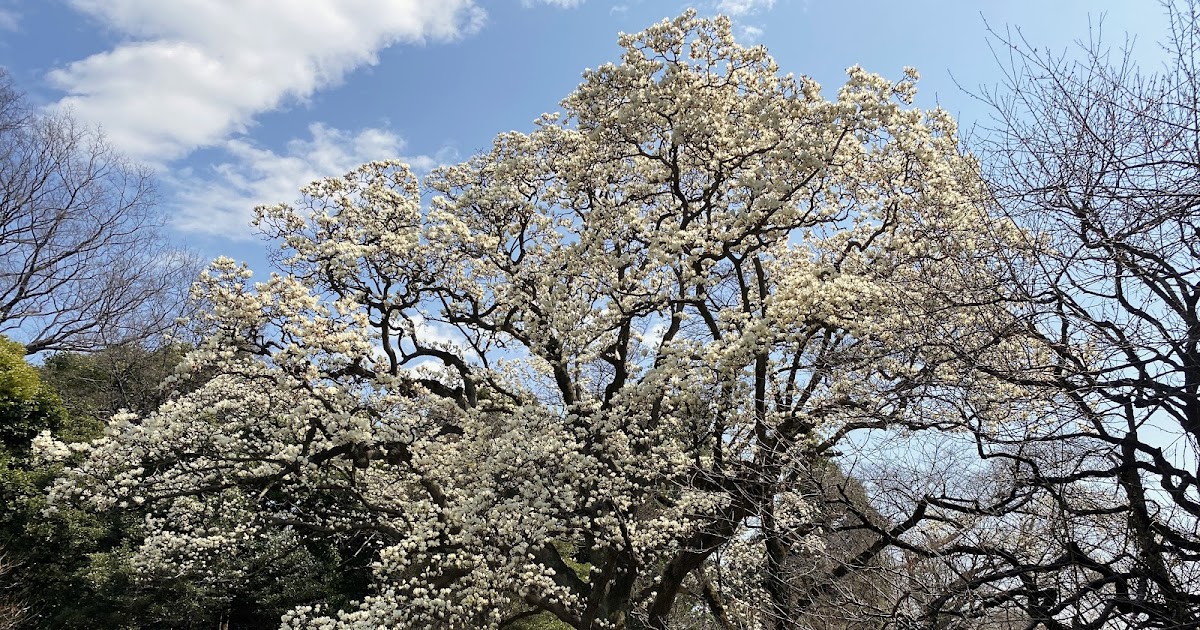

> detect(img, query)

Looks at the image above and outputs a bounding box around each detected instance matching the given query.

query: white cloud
[0,8,18,31]
[47,1,486,161]
[168,123,454,239]
[739,24,764,40]
[523,0,586,7]
[716,0,776,16]
[409,313,470,354]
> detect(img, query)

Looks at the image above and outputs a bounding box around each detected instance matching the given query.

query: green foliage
[0,336,75,626]
[509,612,574,629]
[2,341,379,628]
[19,528,368,629]
[0,336,121,627]
[0,337,67,453]
[39,342,193,426]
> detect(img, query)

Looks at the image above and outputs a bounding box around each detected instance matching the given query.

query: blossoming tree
[44,12,1031,629]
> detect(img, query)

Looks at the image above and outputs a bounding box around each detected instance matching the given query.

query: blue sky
[0,0,1172,269]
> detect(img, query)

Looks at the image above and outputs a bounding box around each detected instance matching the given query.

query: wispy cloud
[47,1,486,162]
[716,0,776,16]
[168,123,454,239]
[0,7,18,31]
[714,0,776,40]
[739,24,764,40]
[523,0,586,7]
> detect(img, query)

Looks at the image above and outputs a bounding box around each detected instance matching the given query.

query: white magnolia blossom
[45,12,1041,630]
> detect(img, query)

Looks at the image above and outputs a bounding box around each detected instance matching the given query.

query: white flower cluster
[48,11,1044,629]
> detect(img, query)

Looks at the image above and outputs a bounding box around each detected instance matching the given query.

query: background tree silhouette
[0,70,200,355]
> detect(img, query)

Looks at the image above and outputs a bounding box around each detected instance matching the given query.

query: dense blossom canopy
[43,12,1035,629]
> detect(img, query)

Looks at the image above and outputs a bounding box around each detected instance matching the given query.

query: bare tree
[0,70,200,355]
[903,2,1200,627]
